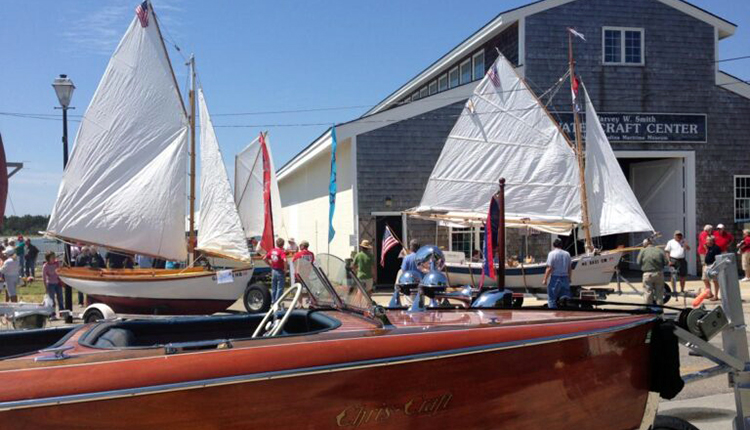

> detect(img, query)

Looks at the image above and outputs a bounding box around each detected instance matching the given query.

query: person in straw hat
[352,240,375,294]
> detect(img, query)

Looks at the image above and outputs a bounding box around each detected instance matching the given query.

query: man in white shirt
[664,230,690,293]
[0,249,20,302]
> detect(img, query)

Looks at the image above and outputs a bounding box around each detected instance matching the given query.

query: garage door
[629,158,687,270]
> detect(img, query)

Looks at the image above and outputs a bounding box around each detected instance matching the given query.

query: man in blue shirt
[400,240,421,272]
[542,239,572,309]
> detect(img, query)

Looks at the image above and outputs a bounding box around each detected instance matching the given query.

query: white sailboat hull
[59,267,253,315]
[445,252,621,292]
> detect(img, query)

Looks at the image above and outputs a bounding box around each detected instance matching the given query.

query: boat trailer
[669,253,750,430]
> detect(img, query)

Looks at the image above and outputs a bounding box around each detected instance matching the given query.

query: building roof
[362,0,737,117]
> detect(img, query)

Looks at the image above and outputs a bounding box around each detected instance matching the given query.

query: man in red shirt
[698,224,713,266]
[292,240,314,264]
[740,229,750,282]
[712,223,734,253]
[264,238,287,302]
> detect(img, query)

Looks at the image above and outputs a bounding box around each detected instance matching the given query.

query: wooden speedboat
[0,254,675,429]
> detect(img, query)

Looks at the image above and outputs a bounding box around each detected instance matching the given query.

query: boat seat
[94,328,135,348]
[80,310,340,349]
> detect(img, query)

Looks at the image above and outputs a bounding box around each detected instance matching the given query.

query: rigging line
[3,73,749,122]
[6,194,16,217]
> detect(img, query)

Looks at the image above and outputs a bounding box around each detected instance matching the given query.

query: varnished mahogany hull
[0,315,653,430]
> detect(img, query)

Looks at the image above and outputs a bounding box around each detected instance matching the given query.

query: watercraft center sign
[558,113,707,143]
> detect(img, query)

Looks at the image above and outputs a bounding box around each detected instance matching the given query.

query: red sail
[0,135,7,229]
[259,133,275,253]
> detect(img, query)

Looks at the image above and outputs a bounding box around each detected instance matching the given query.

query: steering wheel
[252,283,303,338]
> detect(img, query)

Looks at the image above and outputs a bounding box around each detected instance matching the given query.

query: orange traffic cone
[692,289,711,308]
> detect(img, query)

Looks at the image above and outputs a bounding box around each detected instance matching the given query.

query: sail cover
[411,55,582,234]
[196,90,252,262]
[583,86,654,237]
[235,136,287,240]
[46,7,189,261]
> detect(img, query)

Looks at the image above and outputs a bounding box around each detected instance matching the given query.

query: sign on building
[557,113,707,143]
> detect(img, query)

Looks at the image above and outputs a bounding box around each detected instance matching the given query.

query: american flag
[487,65,501,88]
[135,1,149,28]
[380,225,401,267]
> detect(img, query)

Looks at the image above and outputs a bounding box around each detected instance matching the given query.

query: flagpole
[496,178,505,290]
[188,54,196,262]
[568,30,593,253]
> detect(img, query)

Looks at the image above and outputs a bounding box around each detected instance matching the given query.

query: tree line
[1,215,50,236]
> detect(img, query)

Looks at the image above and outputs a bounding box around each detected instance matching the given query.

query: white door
[629,158,688,270]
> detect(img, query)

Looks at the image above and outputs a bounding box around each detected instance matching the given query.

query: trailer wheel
[651,415,699,430]
[663,284,673,304]
[244,283,271,314]
[83,308,105,323]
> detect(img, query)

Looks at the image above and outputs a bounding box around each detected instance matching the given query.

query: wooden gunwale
[57,266,252,282]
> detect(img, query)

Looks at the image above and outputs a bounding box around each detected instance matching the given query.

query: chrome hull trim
[0,317,655,411]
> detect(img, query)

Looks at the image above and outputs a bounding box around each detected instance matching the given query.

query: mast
[188,54,196,259]
[568,31,593,253]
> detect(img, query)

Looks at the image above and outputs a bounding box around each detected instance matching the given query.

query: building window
[472,50,485,81]
[419,86,428,98]
[428,80,437,95]
[438,74,448,92]
[451,228,473,258]
[448,66,459,89]
[411,92,419,102]
[460,58,472,85]
[603,27,644,65]
[450,227,485,259]
[736,176,750,222]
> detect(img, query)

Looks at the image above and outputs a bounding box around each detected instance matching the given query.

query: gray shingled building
[278,0,750,284]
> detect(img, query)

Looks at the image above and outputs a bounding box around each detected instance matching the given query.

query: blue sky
[1,0,748,215]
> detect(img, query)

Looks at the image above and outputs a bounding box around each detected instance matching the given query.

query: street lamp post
[52,74,75,312]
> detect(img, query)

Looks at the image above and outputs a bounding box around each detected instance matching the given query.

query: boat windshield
[315,254,373,312]
[293,254,372,312]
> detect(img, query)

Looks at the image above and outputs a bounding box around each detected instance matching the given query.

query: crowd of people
[634,224,749,304]
[0,235,40,303]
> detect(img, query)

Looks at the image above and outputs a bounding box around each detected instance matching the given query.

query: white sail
[46,7,189,261]
[583,86,654,237]
[234,136,287,240]
[411,55,581,234]
[196,89,252,262]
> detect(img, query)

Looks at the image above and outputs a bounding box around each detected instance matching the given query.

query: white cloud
[62,0,185,57]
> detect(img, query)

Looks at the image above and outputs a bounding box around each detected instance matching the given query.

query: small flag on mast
[487,64,501,88]
[567,27,586,41]
[380,225,401,267]
[571,75,581,113]
[135,1,149,28]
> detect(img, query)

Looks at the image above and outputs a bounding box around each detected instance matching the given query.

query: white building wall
[279,138,354,259]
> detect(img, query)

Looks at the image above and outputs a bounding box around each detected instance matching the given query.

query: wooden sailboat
[411,36,654,292]
[47,1,253,315]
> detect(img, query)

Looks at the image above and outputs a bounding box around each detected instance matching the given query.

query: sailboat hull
[58,267,253,315]
[446,252,621,292]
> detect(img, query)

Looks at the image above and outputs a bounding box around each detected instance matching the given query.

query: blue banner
[328,126,337,243]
